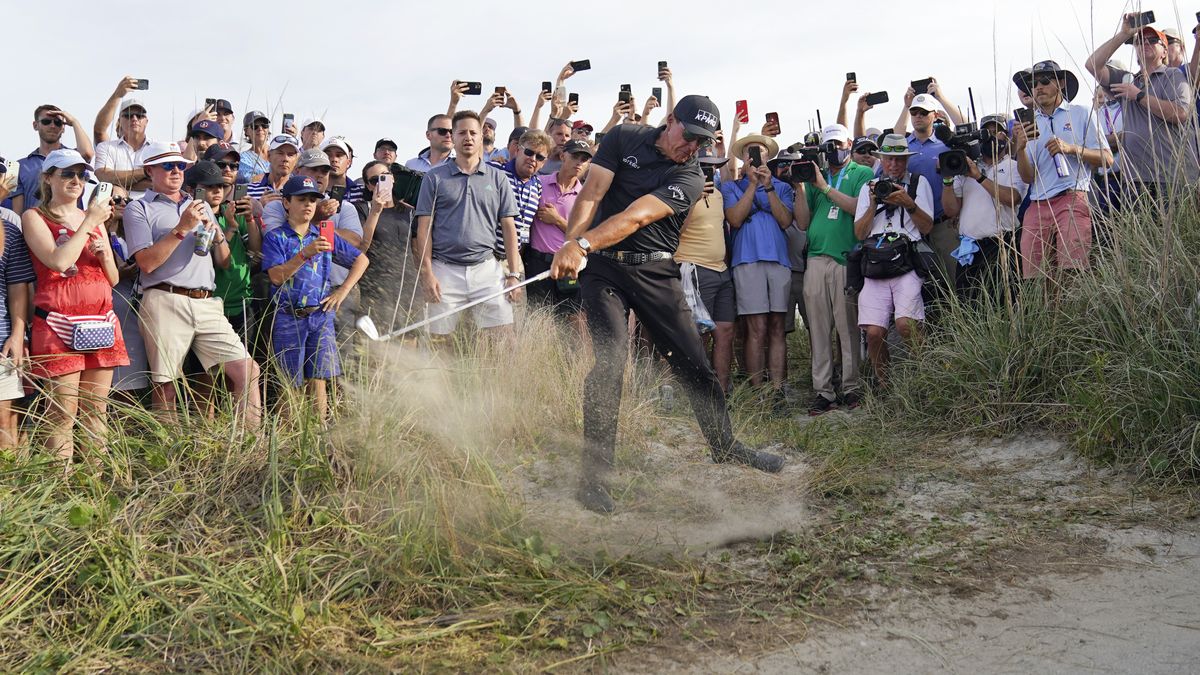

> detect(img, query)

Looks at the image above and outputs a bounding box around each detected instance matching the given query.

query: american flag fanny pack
[34,307,117,351]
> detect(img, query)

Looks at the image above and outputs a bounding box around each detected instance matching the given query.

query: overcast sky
[4,0,1183,171]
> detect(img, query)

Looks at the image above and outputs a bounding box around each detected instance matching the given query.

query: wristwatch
[764,185,776,193]
[975,174,987,185]
[575,236,592,254]
[1135,89,1146,104]
[505,271,524,281]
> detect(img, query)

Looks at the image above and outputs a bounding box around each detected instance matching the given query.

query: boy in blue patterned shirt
[262,175,369,419]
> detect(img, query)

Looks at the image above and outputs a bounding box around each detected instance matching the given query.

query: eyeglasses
[157,162,188,173]
[57,169,89,181]
[430,127,453,136]
[215,160,239,171]
[879,145,908,153]
[681,129,714,148]
[39,117,66,127]
[521,147,548,162]
[120,112,147,120]
[853,146,876,154]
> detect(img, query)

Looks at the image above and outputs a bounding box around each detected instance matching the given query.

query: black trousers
[955,231,1019,307]
[580,255,736,472]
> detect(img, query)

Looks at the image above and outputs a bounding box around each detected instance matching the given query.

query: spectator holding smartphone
[262,175,369,421]
[238,111,272,182]
[1086,20,1198,203]
[94,96,153,199]
[354,161,421,327]
[21,150,128,464]
[321,136,364,204]
[186,160,259,338]
[1010,61,1112,281]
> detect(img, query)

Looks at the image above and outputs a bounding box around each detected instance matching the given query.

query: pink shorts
[857,270,925,328]
[1020,191,1092,279]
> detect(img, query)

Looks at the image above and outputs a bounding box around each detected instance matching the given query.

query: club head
[355,315,381,341]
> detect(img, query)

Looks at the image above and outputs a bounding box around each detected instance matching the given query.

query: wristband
[975,175,987,185]
[820,185,832,195]
[504,271,524,280]
[173,230,187,241]
[942,178,954,186]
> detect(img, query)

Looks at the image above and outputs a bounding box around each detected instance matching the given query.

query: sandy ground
[606,433,1200,674]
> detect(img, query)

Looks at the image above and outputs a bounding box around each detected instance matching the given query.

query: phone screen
[765,112,780,133]
[282,114,294,132]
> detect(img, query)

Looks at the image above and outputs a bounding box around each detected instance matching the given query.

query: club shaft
[379,270,552,340]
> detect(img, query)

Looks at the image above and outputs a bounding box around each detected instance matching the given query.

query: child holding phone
[262,175,369,421]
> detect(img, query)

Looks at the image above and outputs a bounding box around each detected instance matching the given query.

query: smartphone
[882,127,894,137]
[1014,108,1035,126]
[91,181,113,204]
[374,173,392,196]
[282,113,294,132]
[1128,10,1156,27]
[568,92,579,105]
[846,72,857,83]
[570,59,591,72]
[1196,10,1200,24]
[232,184,248,201]
[329,184,346,202]
[205,97,216,108]
[911,77,933,95]
[735,100,749,123]
[319,219,336,248]
[658,60,668,73]
[701,165,715,181]
[620,84,632,94]
[748,146,763,167]
[765,112,780,133]
[135,79,149,90]
[463,81,482,95]
[618,91,632,104]
[595,132,606,145]
[542,80,552,93]
[652,87,663,101]
[864,91,890,106]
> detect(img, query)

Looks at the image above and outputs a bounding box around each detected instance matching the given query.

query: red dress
[29,212,129,378]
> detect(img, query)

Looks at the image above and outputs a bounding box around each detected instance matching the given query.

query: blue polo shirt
[905,134,949,220]
[490,159,541,249]
[261,224,362,310]
[719,177,794,268]
[1022,100,1108,200]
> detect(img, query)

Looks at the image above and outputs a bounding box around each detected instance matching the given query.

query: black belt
[279,305,321,317]
[596,250,673,265]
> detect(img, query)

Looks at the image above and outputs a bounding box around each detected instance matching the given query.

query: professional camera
[790,145,829,183]
[935,121,991,177]
[873,177,901,200]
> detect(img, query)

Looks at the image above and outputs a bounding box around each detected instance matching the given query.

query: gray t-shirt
[414,159,517,265]
[123,190,219,290]
[1119,66,1200,185]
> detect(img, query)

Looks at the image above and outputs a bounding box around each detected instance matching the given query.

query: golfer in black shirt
[551,95,785,514]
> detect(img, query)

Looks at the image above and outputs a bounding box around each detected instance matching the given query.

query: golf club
[357,270,552,342]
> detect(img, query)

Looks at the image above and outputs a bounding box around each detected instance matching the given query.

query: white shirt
[951,156,1026,240]
[94,137,152,199]
[854,174,934,241]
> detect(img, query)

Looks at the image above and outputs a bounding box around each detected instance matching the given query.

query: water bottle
[1051,136,1071,178]
[56,229,78,276]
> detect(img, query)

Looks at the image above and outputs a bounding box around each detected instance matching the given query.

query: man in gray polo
[1087,20,1200,200]
[123,141,262,424]
[414,110,521,338]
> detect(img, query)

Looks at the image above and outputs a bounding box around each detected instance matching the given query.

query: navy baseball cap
[375,137,398,151]
[204,142,240,162]
[282,174,323,197]
[674,95,721,140]
[213,98,234,113]
[190,119,223,139]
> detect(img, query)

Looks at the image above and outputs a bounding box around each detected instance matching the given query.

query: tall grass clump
[880,190,1200,478]
[0,310,674,671]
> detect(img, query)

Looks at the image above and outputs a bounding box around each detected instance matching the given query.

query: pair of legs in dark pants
[955,231,1019,307]
[580,255,737,474]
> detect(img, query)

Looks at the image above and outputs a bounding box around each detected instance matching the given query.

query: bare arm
[853,192,877,240]
[793,184,812,230]
[563,165,614,240]
[93,76,139,143]
[941,180,962,219]
[529,90,551,131]
[836,80,857,128]
[21,208,109,274]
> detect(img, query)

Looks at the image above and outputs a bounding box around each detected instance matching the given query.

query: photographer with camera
[793,124,874,414]
[721,134,794,404]
[899,93,960,283]
[1086,19,1198,203]
[1010,61,1112,281]
[940,114,1026,306]
[851,134,933,388]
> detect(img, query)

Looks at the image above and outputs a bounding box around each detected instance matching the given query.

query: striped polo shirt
[247,173,287,200]
[344,178,365,204]
[490,159,541,250]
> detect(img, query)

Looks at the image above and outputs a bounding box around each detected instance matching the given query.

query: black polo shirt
[588,124,704,253]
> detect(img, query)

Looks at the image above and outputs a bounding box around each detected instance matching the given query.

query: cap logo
[303,177,315,188]
[694,110,718,128]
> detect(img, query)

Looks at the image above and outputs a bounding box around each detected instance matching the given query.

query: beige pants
[802,256,860,400]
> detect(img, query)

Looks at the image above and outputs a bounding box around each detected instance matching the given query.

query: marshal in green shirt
[804,161,874,265]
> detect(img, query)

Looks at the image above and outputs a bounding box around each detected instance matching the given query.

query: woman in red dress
[22,149,128,464]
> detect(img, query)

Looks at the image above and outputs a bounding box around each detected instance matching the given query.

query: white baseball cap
[320,136,353,156]
[119,99,147,114]
[269,134,301,152]
[820,123,852,144]
[300,117,325,131]
[42,148,94,173]
[139,141,192,167]
[909,94,939,113]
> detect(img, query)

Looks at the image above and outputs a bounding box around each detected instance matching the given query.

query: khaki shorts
[139,289,251,383]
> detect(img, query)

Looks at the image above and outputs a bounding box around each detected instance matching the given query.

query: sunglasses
[909,109,933,117]
[521,147,548,162]
[157,162,188,172]
[366,175,388,186]
[121,112,147,120]
[681,129,714,148]
[879,145,908,153]
[1135,36,1162,46]
[430,127,453,136]
[1033,75,1058,87]
[111,195,129,205]
[251,122,270,130]
[39,117,66,127]
[215,160,239,171]
[854,146,876,154]
[57,169,89,181]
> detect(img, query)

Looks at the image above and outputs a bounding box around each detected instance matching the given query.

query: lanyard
[826,164,848,193]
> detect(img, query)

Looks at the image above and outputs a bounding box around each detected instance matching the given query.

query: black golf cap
[673,95,721,139]
[184,160,225,187]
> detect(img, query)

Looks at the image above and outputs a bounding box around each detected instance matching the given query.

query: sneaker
[577,479,614,514]
[838,391,863,410]
[715,442,786,474]
[808,394,837,416]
